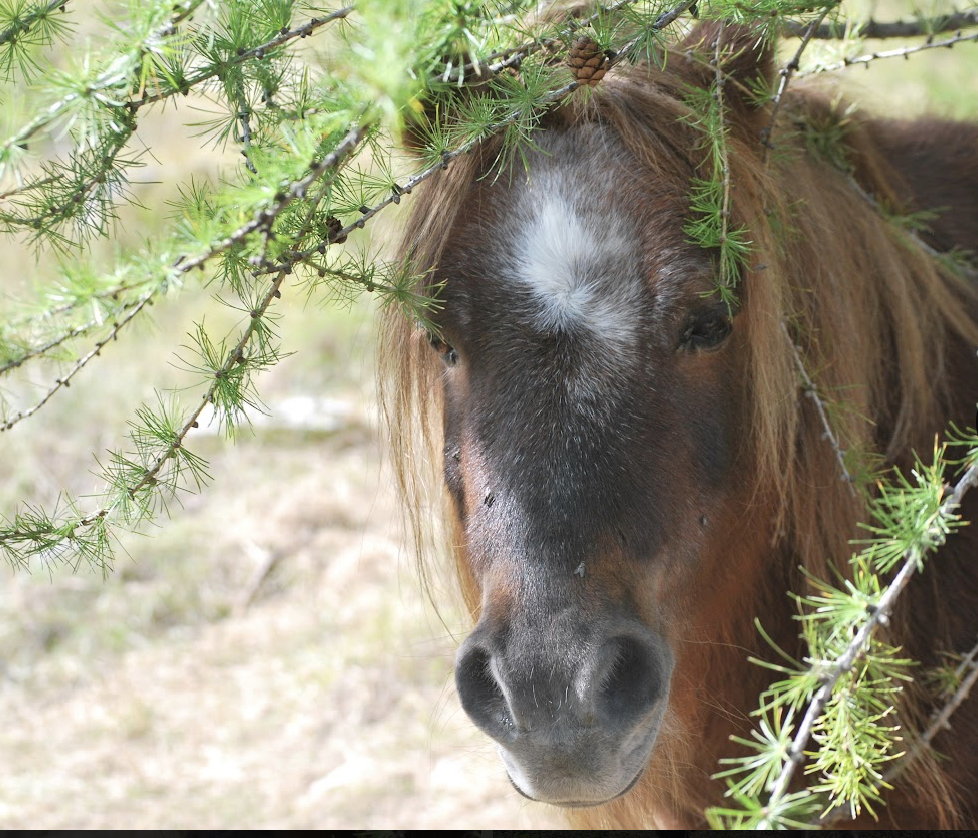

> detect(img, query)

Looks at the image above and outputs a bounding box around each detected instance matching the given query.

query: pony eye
[428,333,459,365]
[678,311,732,352]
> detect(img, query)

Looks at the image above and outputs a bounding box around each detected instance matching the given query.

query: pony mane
[379,34,978,825]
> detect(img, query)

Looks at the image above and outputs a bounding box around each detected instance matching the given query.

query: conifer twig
[918,635,978,748]
[817,634,978,828]
[798,29,978,76]
[454,2,978,87]
[608,0,700,58]
[0,0,204,159]
[786,8,978,39]
[6,278,153,328]
[447,0,697,83]
[1,140,135,236]
[0,0,67,48]
[1,291,154,432]
[445,0,640,82]
[1,313,109,374]
[258,80,587,274]
[124,6,356,111]
[0,120,367,545]
[759,456,978,828]
[781,322,857,495]
[0,4,351,174]
[713,24,734,294]
[0,177,53,200]
[258,0,701,277]
[843,174,978,283]
[761,5,833,156]
[236,102,258,175]
[0,5,353,197]
[163,119,368,281]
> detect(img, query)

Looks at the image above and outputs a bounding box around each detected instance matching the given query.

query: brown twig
[916,636,978,750]
[798,28,978,76]
[1,292,155,432]
[235,539,284,614]
[0,176,53,200]
[785,8,978,39]
[781,322,858,495]
[761,6,833,156]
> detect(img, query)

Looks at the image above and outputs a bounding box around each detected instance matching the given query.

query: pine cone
[326,215,347,245]
[567,35,608,88]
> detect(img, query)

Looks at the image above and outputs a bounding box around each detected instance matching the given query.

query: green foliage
[708,429,978,828]
[681,53,753,310]
[0,0,73,83]
[801,98,856,172]
[4,0,626,574]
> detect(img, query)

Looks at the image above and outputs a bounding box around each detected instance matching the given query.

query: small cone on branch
[567,34,608,87]
[325,215,347,244]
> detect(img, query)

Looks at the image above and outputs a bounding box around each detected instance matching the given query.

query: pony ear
[678,22,776,114]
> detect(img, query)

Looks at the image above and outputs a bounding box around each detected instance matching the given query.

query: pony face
[391,22,978,825]
[428,121,760,806]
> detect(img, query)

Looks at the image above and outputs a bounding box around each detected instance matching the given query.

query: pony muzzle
[454,619,674,807]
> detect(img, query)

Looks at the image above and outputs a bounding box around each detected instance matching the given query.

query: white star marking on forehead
[510,172,645,354]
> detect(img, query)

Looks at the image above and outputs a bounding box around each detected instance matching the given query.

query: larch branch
[798,29,978,76]
[781,322,858,495]
[0,119,368,544]
[0,0,67,49]
[760,455,978,828]
[0,0,205,161]
[761,5,833,156]
[785,8,978,39]
[1,292,155,432]
[124,6,355,111]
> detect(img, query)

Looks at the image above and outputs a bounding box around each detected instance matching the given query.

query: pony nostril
[455,644,516,741]
[595,635,663,726]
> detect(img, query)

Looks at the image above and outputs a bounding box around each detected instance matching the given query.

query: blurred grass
[0,0,975,829]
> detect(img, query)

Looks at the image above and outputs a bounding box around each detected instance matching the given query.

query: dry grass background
[0,0,975,829]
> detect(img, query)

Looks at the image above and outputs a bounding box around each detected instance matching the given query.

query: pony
[381,18,978,829]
